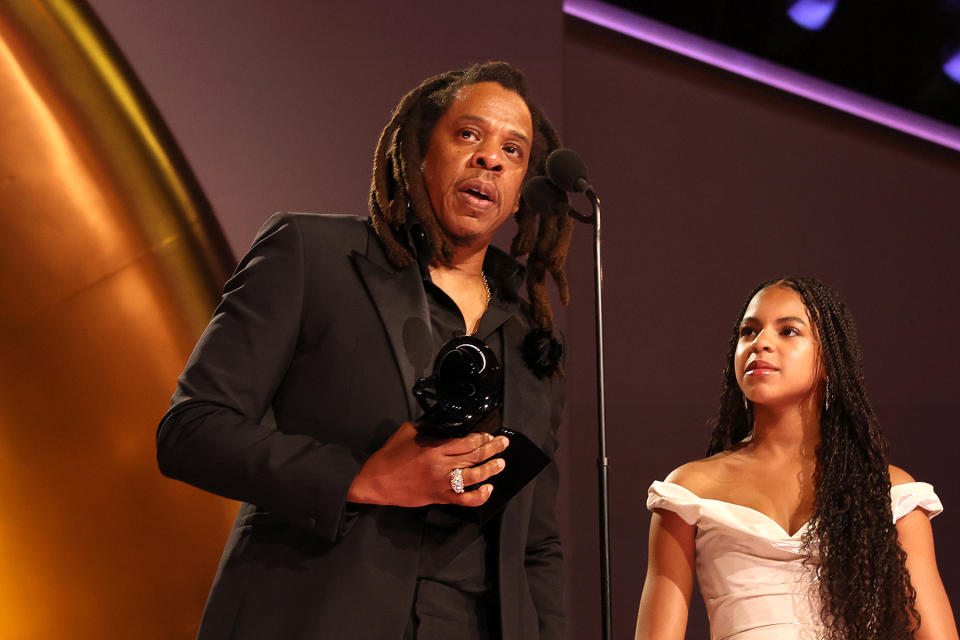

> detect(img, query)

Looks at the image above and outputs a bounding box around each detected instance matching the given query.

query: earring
[824,380,831,412]
[743,394,749,411]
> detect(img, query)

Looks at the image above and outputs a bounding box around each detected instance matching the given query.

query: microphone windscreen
[522,176,568,215]
[546,148,590,193]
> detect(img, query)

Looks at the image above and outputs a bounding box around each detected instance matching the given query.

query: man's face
[421,81,533,254]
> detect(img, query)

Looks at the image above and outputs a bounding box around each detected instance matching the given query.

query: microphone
[546,148,594,195]
[522,175,569,216]
[523,175,593,223]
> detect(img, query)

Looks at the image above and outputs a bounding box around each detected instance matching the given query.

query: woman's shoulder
[886,465,944,522]
[888,464,916,486]
[661,451,741,497]
[650,451,758,525]
[647,460,720,525]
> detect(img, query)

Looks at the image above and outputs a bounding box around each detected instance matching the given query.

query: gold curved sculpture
[0,1,236,636]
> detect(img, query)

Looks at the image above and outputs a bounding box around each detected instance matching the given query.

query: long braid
[707,277,919,639]
[369,71,460,267]
[368,62,570,344]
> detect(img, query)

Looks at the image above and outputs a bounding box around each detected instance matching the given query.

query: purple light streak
[564,0,960,154]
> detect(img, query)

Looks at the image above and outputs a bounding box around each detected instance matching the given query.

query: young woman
[635,278,957,640]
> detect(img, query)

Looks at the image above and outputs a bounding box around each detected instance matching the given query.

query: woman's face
[735,285,823,409]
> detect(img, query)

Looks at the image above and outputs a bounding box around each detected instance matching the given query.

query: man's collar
[404,216,525,304]
[483,244,525,305]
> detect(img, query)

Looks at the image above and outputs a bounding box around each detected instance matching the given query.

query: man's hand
[346,422,509,507]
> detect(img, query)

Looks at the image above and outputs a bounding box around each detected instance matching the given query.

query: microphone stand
[584,188,612,640]
[533,155,612,638]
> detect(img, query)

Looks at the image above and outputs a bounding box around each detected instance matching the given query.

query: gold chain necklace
[472,272,491,335]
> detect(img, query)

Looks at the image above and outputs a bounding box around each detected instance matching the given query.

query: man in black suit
[158,61,570,639]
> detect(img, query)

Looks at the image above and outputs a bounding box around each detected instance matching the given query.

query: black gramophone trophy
[413,335,550,523]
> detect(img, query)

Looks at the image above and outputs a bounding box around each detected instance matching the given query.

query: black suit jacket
[157,213,566,639]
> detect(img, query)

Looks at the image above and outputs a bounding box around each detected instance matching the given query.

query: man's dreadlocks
[369,61,570,343]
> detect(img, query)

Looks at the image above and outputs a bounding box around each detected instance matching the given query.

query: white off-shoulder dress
[646,480,943,640]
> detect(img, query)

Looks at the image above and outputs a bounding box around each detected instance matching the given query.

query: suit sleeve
[525,370,567,639]
[156,213,362,542]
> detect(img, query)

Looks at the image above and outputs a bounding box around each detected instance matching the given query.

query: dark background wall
[88,2,959,637]
[561,18,960,637]
[84,0,564,254]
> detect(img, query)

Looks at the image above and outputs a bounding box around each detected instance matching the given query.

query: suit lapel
[350,245,432,420]
[501,316,553,457]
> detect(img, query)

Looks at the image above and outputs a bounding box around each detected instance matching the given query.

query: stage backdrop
[561,16,960,638]
[76,1,960,637]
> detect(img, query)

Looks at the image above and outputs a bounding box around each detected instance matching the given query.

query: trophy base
[442,426,551,524]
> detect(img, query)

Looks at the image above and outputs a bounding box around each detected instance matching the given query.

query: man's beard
[444,228,483,248]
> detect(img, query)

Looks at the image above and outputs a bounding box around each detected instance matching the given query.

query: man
[157,61,571,639]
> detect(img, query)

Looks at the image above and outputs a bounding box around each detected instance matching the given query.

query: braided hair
[369,62,570,344]
[707,277,919,639]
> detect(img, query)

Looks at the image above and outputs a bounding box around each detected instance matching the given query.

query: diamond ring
[450,468,465,494]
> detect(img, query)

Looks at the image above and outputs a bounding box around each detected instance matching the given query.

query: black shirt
[407,222,525,636]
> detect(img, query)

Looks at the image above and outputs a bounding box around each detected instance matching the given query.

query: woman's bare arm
[890,466,958,640]
[635,509,697,640]
[896,509,958,639]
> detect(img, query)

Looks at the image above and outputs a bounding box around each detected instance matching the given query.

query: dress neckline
[653,479,937,539]
[654,480,811,538]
